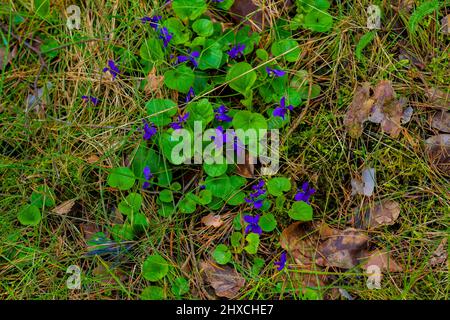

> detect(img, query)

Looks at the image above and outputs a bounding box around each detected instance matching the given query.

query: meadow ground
[0,0,448,300]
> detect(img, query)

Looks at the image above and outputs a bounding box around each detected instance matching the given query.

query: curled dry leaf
[431,111,450,133]
[200,261,245,299]
[425,134,450,175]
[201,213,224,228]
[235,151,255,178]
[344,83,374,138]
[361,200,401,229]
[429,238,448,267]
[315,228,369,269]
[363,249,403,272]
[345,81,409,138]
[51,199,76,215]
[426,88,450,110]
[351,167,376,196]
[144,67,164,95]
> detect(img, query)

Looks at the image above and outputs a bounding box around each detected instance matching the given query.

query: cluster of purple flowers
[141,15,172,48]
[214,105,233,122]
[170,113,190,130]
[274,252,287,271]
[227,44,245,60]
[102,60,120,79]
[81,95,99,106]
[174,50,200,68]
[294,181,316,204]
[265,67,286,77]
[142,166,153,189]
[244,180,266,209]
[142,119,157,140]
[243,214,262,235]
[273,97,294,120]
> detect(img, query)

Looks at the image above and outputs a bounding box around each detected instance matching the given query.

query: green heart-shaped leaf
[142,254,169,281]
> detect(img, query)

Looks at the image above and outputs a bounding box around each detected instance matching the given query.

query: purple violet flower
[170,113,190,130]
[141,16,162,29]
[102,60,120,79]
[81,95,99,106]
[243,214,262,235]
[175,50,200,68]
[185,87,195,103]
[214,105,233,122]
[245,180,266,210]
[266,67,286,77]
[272,96,293,120]
[294,181,316,204]
[142,120,157,140]
[274,252,287,271]
[158,27,173,48]
[227,43,245,60]
[142,166,153,189]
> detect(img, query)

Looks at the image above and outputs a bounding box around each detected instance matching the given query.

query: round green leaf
[205,175,232,199]
[186,98,214,128]
[267,177,291,196]
[288,201,313,221]
[212,244,232,265]
[192,19,214,37]
[226,62,256,95]
[111,223,135,241]
[231,232,243,248]
[118,193,143,216]
[171,277,190,296]
[299,84,321,100]
[226,191,246,206]
[198,45,223,70]
[141,286,165,300]
[304,9,333,33]
[198,189,212,205]
[259,213,277,232]
[172,0,207,20]
[203,161,228,177]
[159,189,174,203]
[107,167,135,191]
[18,205,41,226]
[271,39,301,62]
[164,65,195,93]
[34,0,50,19]
[146,98,177,126]
[132,212,150,230]
[142,254,169,281]
[178,195,197,214]
[232,110,267,131]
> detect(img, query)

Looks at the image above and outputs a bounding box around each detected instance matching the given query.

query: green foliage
[267,177,291,196]
[141,286,165,300]
[355,31,376,62]
[212,244,232,264]
[271,39,301,62]
[140,38,164,63]
[288,201,313,221]
[34,0,50,19]
[146,99,177,126]
[259,213,277,232]
[142,254,170,281]
[107,167,135,190]
[30,185,55,208]
[226,62,256,95]
[171,277,190,296]
[244,233,260,254]
[164,65,195,93]
[408,1,441,34]
[18,205,41,226]
[192,19,214,37]
[118,193,143,215]
[172,0,207,20]
[159,189,174,203]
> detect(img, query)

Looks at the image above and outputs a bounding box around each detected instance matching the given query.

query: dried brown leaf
[51,199,76,215]
[200,261,245,299]
[144,67,164,95]
[429,238,448,267]
[363,249,403,272]
[425,134,450,175]
[315,228,369,269]
[426,88,450,110]
[230,0,264,31]
[235,151,255,178]
[201,213,224,228]
[431,111,450,133]
[362,200,401,229]
[344,83,374,138]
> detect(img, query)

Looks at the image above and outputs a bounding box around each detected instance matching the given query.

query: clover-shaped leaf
[142,254,169,281]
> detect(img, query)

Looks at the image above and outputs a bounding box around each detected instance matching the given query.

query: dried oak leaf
[431,110,450,133]
[201,213,224,228]
[360,200,401,229]
[344,83,374,138]
[429,238,448,267]
[425,134,450,175]
[200,261,245,299]
[363,249,403,272]
[315,228,369,269]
